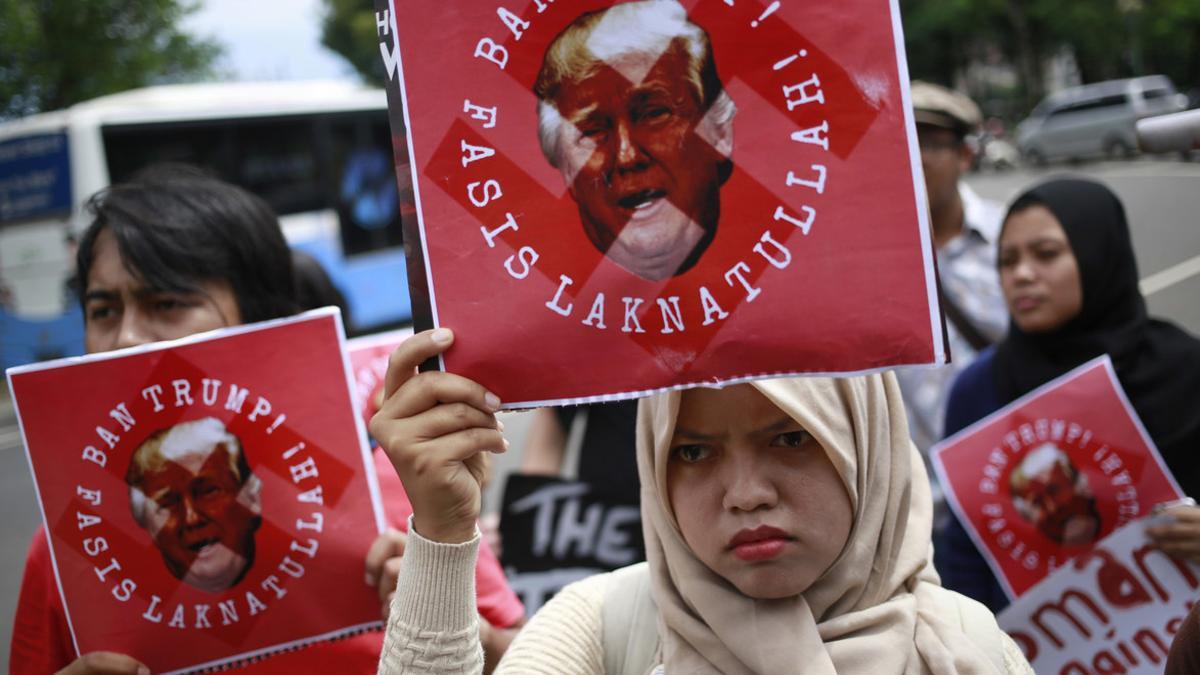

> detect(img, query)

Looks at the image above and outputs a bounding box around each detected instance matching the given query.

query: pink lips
[1012,295,1042,312]
[728,526,792,562]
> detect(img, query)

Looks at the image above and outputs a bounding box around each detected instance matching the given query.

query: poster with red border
[932,355,1184,599]
[6,309,386,674]
[997,518,1200,674]
[373,0,944,407]
[346,328,413,428]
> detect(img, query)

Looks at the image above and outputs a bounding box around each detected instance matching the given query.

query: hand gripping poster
[6,310,386,673]
[372,0,944,407]
[932,356,1185,599]
[345,328,414,427]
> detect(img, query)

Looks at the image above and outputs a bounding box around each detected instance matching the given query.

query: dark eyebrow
[672,426,719,442]
[83,286,198,304]
[672,415,799,442]
[1002,237,1065,251]
[758,416,800,435]
[631,83,671,100]
[133,287,195,300]
[1028,237,1067,247]
[82,290,117,304]
[631,83,692,110]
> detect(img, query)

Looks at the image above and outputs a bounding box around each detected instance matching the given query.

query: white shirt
[897,182,1008,520]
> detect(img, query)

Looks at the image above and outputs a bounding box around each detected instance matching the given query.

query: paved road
[0,387,40,673]
[1,157,1196,668]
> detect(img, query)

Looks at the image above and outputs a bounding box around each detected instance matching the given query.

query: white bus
[0,81,413,368]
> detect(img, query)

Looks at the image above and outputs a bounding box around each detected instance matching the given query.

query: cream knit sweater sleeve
[378,525,484,674]
[378,522,607,675]
[1001,632,1035,675]
[494,574,606,674]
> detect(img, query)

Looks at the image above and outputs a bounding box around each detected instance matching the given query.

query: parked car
[1016,75,1189,164]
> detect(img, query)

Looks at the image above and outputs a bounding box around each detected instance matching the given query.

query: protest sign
[344,328,530,632]
[499,474,644,613]
[933,355,1184,599]
[6,309,386,674]
[998,518,1199,674]
[373,0,944,407]
[345,327,414,427]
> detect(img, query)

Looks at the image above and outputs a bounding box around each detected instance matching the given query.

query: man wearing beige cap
[898,82,1008,524]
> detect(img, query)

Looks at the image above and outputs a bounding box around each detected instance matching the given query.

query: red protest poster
[346,328,413,427]
[932,355,1184,599]
[375,0,944,406]
[997,518,1200,674]
[6,310,386,673]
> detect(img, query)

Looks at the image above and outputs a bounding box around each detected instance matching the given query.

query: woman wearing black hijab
[934,177,1200,611]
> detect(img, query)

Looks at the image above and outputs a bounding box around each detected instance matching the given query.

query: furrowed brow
[671,426,719,442]
[674,416,799,442]
[133,285,201,301]
[755,416,802,436]
[631,81,674,101]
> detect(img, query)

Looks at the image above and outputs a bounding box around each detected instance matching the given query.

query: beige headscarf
[637,373,1005,674]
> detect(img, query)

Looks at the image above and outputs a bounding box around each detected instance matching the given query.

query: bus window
[2,82,412,367]
[101,113,412,335]
[103,122,231,185]
[325,112,406,257]
[230,118,324,216]
[104,117,327,218]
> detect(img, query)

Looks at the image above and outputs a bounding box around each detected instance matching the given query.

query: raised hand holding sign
[370,329,508,544]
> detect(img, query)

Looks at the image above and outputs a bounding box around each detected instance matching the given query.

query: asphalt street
[1,157,1197,668]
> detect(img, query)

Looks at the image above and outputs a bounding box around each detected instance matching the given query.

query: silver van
[1016,75,1188,164]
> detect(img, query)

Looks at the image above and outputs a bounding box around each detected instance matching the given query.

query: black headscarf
[992,177,1200,497]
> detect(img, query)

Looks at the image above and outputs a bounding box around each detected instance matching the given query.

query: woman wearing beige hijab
[372,330,1032,674]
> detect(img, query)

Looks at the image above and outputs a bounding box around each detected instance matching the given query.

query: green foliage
[1038,0,1129,81]
[320,0,384,86]
[901,0,1200,120]
[319,0,1200,117]
[0,0,221,118]
[902,0,1007,86]
[1138,0,1200,90]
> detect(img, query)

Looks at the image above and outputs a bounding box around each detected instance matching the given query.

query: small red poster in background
[375,0,944,407]
[346,328,413,428]
[6,310,386,673]
[932,356,1183,599]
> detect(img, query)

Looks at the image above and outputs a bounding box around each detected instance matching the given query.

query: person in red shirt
[9,165,523,675]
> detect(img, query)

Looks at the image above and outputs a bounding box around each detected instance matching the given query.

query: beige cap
[910,81,982,136]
